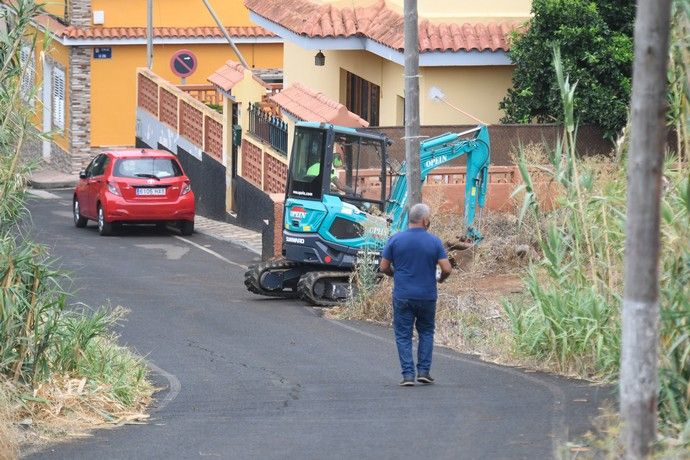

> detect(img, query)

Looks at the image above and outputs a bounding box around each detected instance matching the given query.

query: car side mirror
[79,170,87,179]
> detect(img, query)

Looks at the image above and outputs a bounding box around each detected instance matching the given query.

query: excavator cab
[282,122,390,270]
[286,122,389,209]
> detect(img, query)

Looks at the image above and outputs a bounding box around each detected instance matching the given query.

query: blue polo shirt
[382,227,447,300]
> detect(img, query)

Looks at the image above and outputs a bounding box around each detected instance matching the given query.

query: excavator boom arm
[386,125,491,240]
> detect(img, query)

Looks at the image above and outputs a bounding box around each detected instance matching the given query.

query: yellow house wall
[230,72,267,131]
[42,1,66,20]
[283,42,510,126]
[91,42,282,147]
[91,0,252,27]
[420,66,513,125]
[32,38,71,152]
[283,43,404,126]
[229,68,271,177]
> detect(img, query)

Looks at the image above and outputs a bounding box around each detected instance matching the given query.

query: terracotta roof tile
[208,60,246,92]
[35,14,276,40]
[245,0,519,52]
[270,83,368,128]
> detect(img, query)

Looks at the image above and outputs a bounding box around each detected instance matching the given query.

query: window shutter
[52,67,65,132]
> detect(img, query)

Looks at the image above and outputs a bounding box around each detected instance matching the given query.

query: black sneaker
[417,374,435,384]
[399,377,415,387]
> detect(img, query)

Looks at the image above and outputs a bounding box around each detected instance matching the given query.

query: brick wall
[67,0,91,27]
[241,139,263,187]
[138,72,159,117]
[263,153,288,194]
[69,46,92,174]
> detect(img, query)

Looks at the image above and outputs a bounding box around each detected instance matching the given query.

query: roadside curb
[28,170,77,189]
[193,216,262,256]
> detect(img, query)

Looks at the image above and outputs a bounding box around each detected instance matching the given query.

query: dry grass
[23,374,152,431]
[560,407,690,459]
[0,385,18,460]
[0,337,154,458]
[509,142,551,166]
[331,199,540,365]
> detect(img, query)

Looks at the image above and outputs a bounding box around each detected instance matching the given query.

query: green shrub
[500,0,635,138]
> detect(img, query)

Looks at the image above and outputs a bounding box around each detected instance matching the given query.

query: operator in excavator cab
[306,144,367,198]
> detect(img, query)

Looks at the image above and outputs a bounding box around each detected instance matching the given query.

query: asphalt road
[25,190,610,460]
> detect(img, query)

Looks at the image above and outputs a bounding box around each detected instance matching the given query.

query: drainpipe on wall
[147,0,153,68]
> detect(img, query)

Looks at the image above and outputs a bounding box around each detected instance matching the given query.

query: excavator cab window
[287,125,388,209]
[331,133,386,211]
[287,127,327,199]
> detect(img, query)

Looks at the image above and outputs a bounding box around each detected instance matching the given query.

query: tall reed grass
[505,46,689,439]
[0,0,151,432]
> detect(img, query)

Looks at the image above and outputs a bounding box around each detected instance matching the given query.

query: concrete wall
[175,146,227,220]
[373,124,615,167]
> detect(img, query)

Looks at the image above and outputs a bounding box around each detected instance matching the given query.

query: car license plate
[136,187,166,196]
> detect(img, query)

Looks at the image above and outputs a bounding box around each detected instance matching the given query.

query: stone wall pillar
[69,46,92,174]
[67,0,91,27]
[262,193,284,260]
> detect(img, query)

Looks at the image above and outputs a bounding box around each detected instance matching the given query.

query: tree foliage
[500,0,635,138]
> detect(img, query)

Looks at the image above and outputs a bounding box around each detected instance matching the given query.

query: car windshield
[114,158,183,179]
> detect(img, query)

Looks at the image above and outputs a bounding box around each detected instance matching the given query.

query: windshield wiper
[135,173,160,180]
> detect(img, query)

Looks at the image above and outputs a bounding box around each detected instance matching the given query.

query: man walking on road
[379,203,452,386]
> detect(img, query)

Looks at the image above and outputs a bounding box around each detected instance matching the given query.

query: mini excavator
[244,122,491,306]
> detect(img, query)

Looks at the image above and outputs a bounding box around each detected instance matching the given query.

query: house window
[52,67,65,132]
[345,71,380,126]
[19,44,35,106]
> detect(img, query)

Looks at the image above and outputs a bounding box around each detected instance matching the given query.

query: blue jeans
[393,297,437,378]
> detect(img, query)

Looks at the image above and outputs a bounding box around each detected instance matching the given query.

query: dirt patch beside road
[332,209,547,372]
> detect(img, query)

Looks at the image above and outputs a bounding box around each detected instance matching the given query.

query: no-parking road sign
[170,50,198,79]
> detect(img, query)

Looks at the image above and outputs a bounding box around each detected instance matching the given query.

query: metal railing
[247,102,288,155]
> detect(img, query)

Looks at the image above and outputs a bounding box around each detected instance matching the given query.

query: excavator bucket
[444,237,477,271]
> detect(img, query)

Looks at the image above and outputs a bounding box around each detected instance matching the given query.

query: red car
[73,149,195,236]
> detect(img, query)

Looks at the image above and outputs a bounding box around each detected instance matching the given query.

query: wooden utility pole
[403,0,422,208]
[620,1,672,458]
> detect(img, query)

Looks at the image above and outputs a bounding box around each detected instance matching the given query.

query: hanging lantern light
[314,50,325,66]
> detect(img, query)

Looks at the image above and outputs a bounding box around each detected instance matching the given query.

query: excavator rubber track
[244,259,302,299]
[297,270,353,307]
